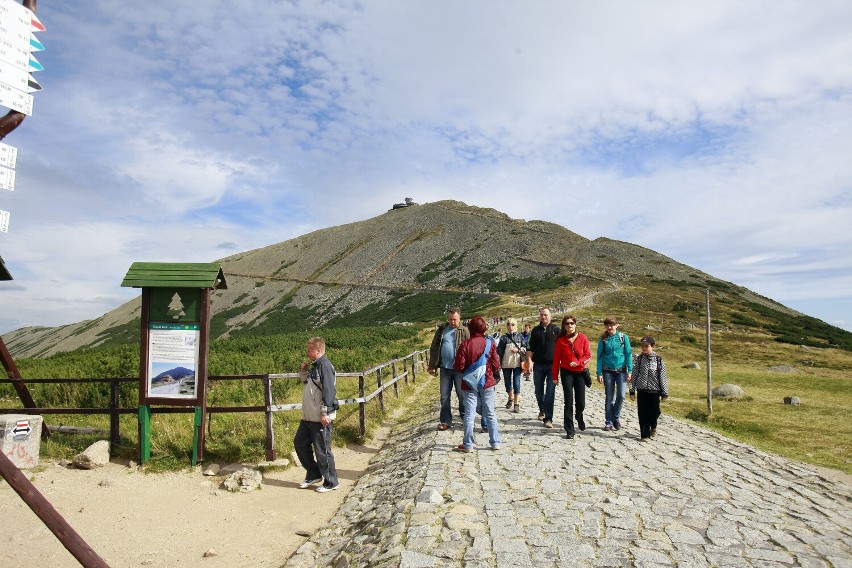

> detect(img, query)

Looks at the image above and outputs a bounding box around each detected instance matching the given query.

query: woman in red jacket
[552,315,591,439]
[453,316,502,452]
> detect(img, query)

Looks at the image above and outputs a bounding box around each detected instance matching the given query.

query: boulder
[712,384,745,400]
[784,396,801,405]
[73,440,110,469]
[683,362,701,369]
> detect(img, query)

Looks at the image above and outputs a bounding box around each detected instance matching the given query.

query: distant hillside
[6,200,848,359]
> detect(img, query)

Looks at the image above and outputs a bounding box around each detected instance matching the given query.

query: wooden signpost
[121,262,227,465]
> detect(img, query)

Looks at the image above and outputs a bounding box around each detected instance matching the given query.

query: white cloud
[2,0,852,334]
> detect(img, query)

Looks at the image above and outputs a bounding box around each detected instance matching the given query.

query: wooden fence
[0,349,428,461]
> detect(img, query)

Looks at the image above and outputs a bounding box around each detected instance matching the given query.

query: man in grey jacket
[428,307,470,431]
[294,337,339,493]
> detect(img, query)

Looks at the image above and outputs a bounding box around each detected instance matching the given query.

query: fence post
[359,374,366,439]
[377,367,385,412]
[263,374,276,461]
[392,361,399,399]
[403,358,409,386]
[110,378,120,449]
[411,352,417,383]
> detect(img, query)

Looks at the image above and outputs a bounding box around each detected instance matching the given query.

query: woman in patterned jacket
[628,336,669,441]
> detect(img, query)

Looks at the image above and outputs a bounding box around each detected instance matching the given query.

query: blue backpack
[462,338,492,390]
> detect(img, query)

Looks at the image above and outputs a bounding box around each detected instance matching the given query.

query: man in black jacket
[525,307,560,428]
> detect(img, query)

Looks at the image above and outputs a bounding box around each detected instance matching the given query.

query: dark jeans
[533,363,555,421]
[560,369,586,434]
[294,419,338,486]
[637,390,662,439]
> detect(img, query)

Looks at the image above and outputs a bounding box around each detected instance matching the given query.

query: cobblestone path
[287,376,852,568]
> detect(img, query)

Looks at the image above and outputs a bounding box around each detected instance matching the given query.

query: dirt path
[0,424,394,568]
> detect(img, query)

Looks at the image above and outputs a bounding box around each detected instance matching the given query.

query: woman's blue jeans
[502,367,522,395]
[603,370,627,426]
[462,386,500,449]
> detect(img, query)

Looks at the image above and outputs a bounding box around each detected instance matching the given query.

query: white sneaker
[315,483,339,493]
[298,477,323,489]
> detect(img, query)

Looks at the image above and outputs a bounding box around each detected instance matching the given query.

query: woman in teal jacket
[596,316,633,431]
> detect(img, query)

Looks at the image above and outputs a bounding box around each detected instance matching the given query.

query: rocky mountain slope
[3,200,794,358]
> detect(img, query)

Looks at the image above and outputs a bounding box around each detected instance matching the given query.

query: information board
[146,323,200,400]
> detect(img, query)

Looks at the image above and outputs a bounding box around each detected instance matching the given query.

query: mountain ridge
[3,200,804,358]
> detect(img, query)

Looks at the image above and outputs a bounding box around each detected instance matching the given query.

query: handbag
[568,339,592,387]
[462,338,492,390]
[501,334,521,368]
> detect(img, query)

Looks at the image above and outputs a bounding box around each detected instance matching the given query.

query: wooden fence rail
[0,349,428,461]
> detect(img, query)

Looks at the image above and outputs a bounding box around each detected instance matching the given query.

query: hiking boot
[437,423,449,431]
[566,433,575,439]
[538,411,546,421]
[613,420,621,430]
[513,404,520,413]
[650,427,657,437]
[544,421,553,429]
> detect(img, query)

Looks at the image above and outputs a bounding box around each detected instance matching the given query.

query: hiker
[428,307,470,431]
[526,307,560,428]
[453,316,502,451]
[496,317,525,413]
[552,315,591,439]
[596,316,633,431]
[521,322,532,380]
[629,336,669,441]
[294,336,339,493]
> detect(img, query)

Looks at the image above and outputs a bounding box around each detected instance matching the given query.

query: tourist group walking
[430,307,670,451]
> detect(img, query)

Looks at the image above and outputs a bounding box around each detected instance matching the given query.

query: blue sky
[1,1,851,334]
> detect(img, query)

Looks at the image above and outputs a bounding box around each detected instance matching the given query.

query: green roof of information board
[0,256,11,281]
[121,262,227,289]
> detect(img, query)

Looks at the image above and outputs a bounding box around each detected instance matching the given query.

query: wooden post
[191,407,202,466]
[263,374,276,461]
[0,337,47,440]
[109,378,120,449]
[138,289,150,463]
[403,358,409,386]
[139,405,151,463]
[0,452,110,568]
[392,361,399,399]
[358,374,366,439]
[196,288,211,463]
[376,367,385,412]
[411,353,417,383]
[705,288,713,415]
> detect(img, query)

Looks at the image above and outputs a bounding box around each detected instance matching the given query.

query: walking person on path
[521,322,532,381]
[525,307,560,429]
[596,315,633,431]
[629,335,669,441]
[552,315,591,438]
[496,317,525,413]
[428,307,470,431]
[453,316,502,452]
[294,336,340,493]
